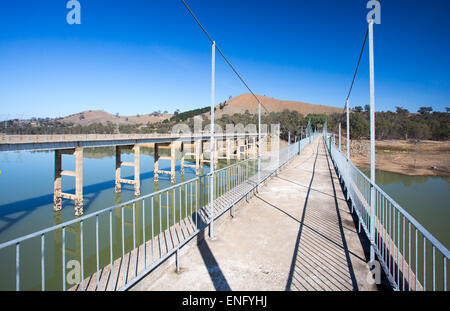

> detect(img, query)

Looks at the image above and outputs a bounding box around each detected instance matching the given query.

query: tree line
[1,106,448,141]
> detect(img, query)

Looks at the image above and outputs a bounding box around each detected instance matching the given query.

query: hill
[59,110,172,126]
[213,93,343,117]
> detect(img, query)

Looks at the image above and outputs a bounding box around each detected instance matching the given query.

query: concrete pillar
[74,147,83,216]
[180,142,185,176]
[53,147,84,216]
[226,139,231,164]
[195,140,201,175]
[115,146,121,193]
[171,142,176,184]
[154,144,159,182]
[213,140,218,168]
[244,137,249,159]
[54,150,62,211]
[133,144,140,196]
[115,145,140,196]
[200,140,204,171]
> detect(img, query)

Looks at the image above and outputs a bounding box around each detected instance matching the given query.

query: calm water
[360,168,450,250]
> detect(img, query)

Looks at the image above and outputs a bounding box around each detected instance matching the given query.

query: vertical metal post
[257,101,261,192]
[288,132,290,160]
[176,248,180,272]
[369,18,376,262]
[339,123,341,151]
[346,99,351,206]
[209,41,215,238]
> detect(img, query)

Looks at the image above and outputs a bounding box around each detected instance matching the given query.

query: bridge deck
[131,138,378,291]
[0,133,260,152]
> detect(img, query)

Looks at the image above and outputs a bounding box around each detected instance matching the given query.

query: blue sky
[0,0,449,120]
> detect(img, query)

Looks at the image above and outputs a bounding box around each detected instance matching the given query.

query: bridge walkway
[131,137,378,291]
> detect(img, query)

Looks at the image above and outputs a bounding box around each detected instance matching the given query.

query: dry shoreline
[337,139,450,177]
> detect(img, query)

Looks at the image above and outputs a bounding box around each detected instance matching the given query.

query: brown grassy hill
[59,110,172,126]
[213,93,342,117]
[57,94,340,126]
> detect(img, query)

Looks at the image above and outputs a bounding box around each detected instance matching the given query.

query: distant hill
[59,110,172,126]
[213,93,342,117]
[55,94,341,126]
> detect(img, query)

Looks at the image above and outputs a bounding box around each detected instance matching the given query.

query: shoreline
[339,139,450,177]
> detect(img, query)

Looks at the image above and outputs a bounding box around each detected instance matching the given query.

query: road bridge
[0,133,266,216]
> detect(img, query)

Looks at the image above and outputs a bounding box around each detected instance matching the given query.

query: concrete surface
[131,138,378,291]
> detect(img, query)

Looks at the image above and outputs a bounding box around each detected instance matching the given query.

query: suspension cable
[181,0,271,114]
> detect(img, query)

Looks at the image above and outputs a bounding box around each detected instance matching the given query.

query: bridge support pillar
[180,142,185,176]
[171,142,176,184]
[244,137,249,159]
[154,144,159,183]
[214,139,218,168]
[53,147,84,216]
[200,140,204,171]
[226,139,232,164]
[195,140,201,175]
[115,146,121,193]
[154,142,176,184]
[54,150,62,212]
[115,145,140,196]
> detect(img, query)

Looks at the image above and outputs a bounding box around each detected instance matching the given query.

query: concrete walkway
[131,138,377,291]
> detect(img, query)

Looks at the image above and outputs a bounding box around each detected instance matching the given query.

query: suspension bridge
[0,0,448,292]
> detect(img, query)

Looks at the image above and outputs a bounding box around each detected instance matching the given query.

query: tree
[396,107,409,115]
[446,107,450,113]
[354,106,363,113]
[364,104,370,112]
[418,107,433,115]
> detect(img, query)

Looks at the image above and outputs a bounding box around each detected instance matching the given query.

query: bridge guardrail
[0,133,319,291]
[323,134,449,291]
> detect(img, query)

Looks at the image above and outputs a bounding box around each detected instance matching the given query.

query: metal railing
[0,134,319,291]
[323,134,449,291]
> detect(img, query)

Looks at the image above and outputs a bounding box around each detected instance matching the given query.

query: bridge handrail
[323,133,449,291]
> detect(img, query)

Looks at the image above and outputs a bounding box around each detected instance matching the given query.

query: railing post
[287,132,290,160]
[257,101,261,192]
[339,122,341,151]
[209,41,215,239]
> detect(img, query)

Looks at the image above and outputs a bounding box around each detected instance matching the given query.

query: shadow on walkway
[194,211,232,291]
[284,139,359,291]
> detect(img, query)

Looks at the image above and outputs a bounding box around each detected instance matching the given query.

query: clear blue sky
[0,0,449,120]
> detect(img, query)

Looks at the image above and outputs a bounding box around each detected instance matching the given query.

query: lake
[359,168,450,250]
